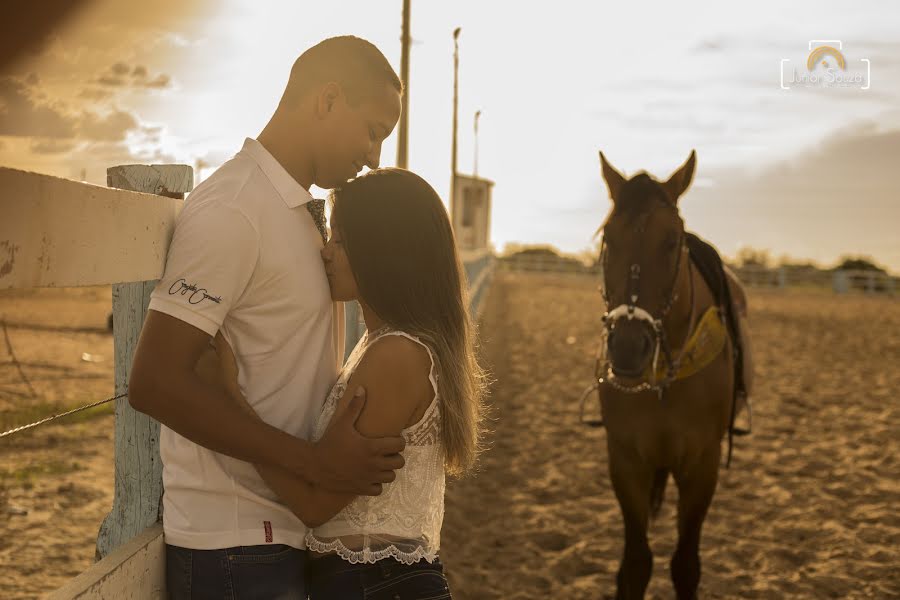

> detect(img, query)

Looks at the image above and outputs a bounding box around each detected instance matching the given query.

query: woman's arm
[204,332,433,528]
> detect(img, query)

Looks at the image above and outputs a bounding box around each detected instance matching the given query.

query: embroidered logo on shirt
[168,278,222,305]
[264,520,273,543]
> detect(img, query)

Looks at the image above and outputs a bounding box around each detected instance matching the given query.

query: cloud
[78,87,113,101]
[684,120,900,270]
[0,74,140,142]
[0,76,77,138]
[30,138,77,154]
[84,139,178,167]
[78,109,138,141]
[96,62,172,89]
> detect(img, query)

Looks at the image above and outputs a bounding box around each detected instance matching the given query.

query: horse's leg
[670,445,720,600]
[608,440,655,600]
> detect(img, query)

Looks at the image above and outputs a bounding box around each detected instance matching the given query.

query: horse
[594,150,749,599]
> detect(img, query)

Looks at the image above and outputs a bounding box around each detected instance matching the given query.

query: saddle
[685,232,752,436]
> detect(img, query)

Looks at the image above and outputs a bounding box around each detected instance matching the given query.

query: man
[128,36,404,599]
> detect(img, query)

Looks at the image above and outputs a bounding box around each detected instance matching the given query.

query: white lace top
[305,327,445,565]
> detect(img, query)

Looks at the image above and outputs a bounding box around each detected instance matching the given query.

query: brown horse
[595,150,741,600]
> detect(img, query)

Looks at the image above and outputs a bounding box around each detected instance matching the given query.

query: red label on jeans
[264,520,273,543]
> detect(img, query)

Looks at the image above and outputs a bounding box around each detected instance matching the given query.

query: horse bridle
[596,223,697,400]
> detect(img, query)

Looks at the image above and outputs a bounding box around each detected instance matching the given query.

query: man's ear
[661,150,697,205]
[599,151,627,204]
[316,82,342,118]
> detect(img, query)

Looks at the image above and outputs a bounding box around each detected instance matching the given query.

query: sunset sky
[2,0,899,271]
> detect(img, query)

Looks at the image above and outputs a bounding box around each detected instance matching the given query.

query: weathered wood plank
[96,164,192,560]
[49,524,165,600]
[107,164,193,198]
[96,281,163,558]
[0,166,187,290]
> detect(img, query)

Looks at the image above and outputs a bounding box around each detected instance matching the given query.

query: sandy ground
[441,273,900,599]
[2,276,899,598]
[0,287,115,600]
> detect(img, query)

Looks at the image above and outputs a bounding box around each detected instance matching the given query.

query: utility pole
[396,0,411,169]
[450,27,461,224]
[474,109,481,177]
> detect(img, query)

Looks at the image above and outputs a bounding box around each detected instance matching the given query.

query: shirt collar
[239,137,314,208]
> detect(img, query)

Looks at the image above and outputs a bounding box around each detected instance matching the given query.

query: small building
[452,173,493,251]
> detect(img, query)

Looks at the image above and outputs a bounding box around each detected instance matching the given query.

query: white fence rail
[732,265,898,295]
[498,253,599,276]
[494,252,897,297]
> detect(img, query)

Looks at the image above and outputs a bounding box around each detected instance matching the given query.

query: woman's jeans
[309,554,452,599]
[166,543,307,599]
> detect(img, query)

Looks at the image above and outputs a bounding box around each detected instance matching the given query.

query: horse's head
[597,150,696,380]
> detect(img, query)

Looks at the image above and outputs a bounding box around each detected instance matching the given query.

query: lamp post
[450,27,461,225]
[396,0,411,169]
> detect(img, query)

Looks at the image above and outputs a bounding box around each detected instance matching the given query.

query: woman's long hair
[330,168,487,476]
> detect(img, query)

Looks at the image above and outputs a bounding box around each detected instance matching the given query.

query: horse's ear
[661,150,696,204]
[599,151,626,203]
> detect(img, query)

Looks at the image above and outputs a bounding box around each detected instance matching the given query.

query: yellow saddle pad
[653,306,727,381]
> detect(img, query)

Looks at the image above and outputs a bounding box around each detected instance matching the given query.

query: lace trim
[305,535,439,565]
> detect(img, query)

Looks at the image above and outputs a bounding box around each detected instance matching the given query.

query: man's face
[313,82,401,189]
[320,220,358,302]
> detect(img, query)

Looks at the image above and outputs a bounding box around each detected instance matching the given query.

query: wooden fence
[0,164,494,598]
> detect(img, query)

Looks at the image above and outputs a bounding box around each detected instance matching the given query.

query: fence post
[833,270,848,294]
[344,301,365,362]
[96,164,193,559]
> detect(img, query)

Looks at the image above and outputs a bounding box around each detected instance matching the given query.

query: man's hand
[309,387,406,496]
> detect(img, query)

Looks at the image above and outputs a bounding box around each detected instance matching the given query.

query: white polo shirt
[147,137,344,550]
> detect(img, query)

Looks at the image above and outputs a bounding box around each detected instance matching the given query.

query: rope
[0,392,126,439]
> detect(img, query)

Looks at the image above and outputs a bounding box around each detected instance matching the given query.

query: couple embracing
[129,35,486,599]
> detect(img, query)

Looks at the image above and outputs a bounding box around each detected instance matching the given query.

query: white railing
[2,164,190,599]
[732,265,898,295]
[498,253,600,276]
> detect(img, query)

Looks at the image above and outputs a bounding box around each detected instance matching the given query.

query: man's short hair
[282,36,402,107]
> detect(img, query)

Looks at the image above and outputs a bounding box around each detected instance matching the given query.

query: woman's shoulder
[361,331,434,383]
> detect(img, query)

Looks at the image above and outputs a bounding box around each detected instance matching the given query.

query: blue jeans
[166,543,307,600]
[309,554,452,599]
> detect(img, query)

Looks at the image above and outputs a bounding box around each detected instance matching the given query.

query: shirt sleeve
[148,203,259,337]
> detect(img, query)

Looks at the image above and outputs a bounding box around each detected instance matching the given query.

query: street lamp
[450,27,461,225]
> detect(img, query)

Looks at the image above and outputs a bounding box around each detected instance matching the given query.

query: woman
[202,167,487,598]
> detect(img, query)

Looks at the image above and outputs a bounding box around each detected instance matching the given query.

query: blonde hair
[331,168,488,475]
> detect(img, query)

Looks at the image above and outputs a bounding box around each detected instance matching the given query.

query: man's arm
[221,335,432,526]
[129,310,404,494]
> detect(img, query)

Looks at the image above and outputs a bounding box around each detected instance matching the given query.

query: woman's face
[321,221,359,302]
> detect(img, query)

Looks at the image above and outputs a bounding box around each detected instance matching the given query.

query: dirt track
[441,273,900,599]
[1,278,899,598]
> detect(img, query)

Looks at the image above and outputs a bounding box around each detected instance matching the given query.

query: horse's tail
[649,468,669,521]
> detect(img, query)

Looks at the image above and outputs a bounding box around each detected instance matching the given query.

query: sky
[2,0,899,271]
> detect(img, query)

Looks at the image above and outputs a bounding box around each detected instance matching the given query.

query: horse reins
[597,228,698,401]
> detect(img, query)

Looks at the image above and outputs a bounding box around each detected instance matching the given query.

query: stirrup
[579,382,604,428]
[730,395,752,436]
